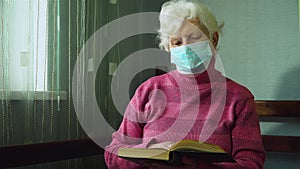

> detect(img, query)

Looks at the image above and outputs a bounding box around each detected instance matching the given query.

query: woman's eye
[173,41,182,46]
[175,41,182,45]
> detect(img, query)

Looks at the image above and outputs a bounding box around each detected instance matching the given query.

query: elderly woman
[104,0,265,169]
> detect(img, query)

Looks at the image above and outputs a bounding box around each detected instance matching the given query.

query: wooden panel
[0,139,103,168]
[262,135,300,152]
[1,100,300,167]
[255,100,300,117]
[1,136,300,168]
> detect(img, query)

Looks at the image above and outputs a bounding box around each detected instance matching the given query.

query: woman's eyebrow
[169,35,181,40]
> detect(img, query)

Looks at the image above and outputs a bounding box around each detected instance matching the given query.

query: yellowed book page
[118,148,170,160]
[170,140,225,153]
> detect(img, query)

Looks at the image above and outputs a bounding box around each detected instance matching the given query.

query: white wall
[199,0,300,168]
[202,0,300,100]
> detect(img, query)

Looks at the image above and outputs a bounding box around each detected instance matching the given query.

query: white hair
[157,0,224,51]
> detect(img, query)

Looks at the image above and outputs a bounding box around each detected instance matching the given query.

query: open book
[118,140,235,165]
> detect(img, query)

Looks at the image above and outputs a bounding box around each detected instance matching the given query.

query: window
[4,0,48,91]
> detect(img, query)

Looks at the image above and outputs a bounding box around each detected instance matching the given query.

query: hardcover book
[118,140,235,165]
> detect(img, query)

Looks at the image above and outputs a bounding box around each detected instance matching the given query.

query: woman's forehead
[170,18,209,38]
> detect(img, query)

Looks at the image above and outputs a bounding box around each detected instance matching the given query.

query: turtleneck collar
[167,57,224,89]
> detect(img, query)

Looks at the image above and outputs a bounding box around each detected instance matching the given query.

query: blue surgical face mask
[170,40,212,74]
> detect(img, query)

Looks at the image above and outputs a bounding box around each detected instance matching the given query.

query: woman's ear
[212,32,219,48]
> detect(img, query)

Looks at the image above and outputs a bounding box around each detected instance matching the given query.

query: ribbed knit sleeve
[104,70,265,169]
[104,117,154,169]
[104,82,156,169]
[208,98,265,169]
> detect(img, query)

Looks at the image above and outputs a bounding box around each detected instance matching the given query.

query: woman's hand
[145,142,216,168]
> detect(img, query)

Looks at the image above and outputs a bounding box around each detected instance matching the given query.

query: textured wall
[200,0,300,168]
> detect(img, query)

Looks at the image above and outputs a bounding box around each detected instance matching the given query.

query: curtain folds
[0,0,89,147]
[1,0,14,147]
[0,0,163,168]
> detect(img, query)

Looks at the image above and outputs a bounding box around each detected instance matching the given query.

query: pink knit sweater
[104,66,265,169]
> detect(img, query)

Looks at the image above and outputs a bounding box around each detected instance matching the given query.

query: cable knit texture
[104,65,265,169]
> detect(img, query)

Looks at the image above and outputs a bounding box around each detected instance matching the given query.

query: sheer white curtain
[0,0,155,168]
[0,0,47,92]
[0,0,45,146]
[0,0,92,168]
[0,0,88,146]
